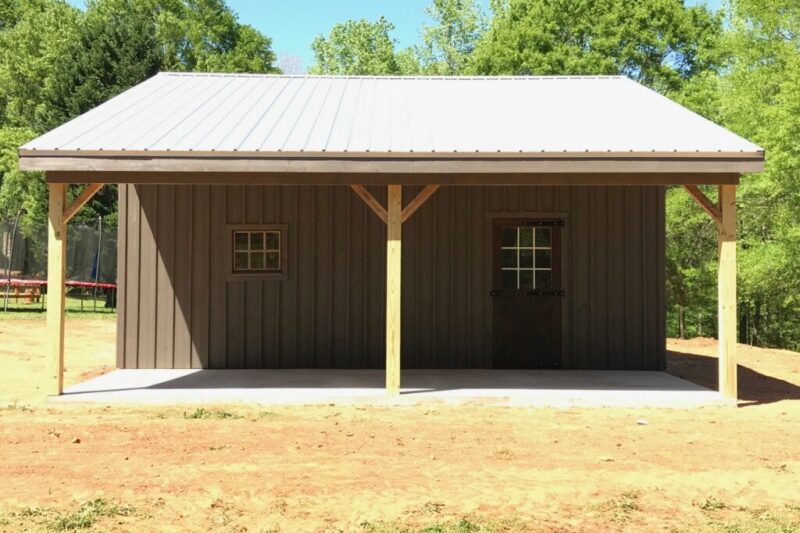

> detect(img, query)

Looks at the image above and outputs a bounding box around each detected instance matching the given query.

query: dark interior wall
[116,184,665,370]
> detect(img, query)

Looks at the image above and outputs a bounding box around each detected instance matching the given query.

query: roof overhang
[20,150,763,185]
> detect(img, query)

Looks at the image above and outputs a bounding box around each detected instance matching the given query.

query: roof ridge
[158,72,628,81]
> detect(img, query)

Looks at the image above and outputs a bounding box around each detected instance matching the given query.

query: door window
[500,226,553,289]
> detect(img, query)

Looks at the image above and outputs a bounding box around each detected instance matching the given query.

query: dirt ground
[1,318,799,532]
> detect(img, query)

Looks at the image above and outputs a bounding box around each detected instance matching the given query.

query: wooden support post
[718,184,737,400]
[385,184,402,395]
[47,183,67,396]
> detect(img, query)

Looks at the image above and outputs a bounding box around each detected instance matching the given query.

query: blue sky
[67,0,723,72]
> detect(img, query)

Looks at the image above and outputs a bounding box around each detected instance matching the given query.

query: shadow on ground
[667,351,800,406]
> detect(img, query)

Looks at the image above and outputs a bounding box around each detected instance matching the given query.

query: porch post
[718,184,737,400]
[47,183,67,396]
[386,184,402,395]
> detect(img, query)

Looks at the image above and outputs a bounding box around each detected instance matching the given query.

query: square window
[230,227,285,276]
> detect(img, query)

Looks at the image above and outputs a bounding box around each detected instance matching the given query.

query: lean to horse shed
[18,73,764,400]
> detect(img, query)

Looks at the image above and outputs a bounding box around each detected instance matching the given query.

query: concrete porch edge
[51,369,733,408]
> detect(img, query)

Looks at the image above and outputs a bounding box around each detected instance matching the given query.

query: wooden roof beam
[64,183,104,223]
[683,185,722,228]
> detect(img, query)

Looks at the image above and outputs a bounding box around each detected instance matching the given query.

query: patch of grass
[183,408,242,420]
[48,498,135,531]
[1,499,134,531]
[600,490,642,525]
[1,400,34,412]
[359,516,517,533]
[710,506,800,533]
[699,496,728,512]
[0,295,117,319]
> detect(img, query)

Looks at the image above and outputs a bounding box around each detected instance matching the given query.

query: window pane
[535,227,551,247]
[501,249,517,268]
[519,249,533,268]
[234,232,249,251]
[501,269,517,289]
[250,252,265,270]
[535,270,552,289]
[519,227,533,247]
[265,252,280,270]
[519,270,534,289]
[234,252,249,271]
[250,232,264,251]
[502,228,517,247]
[265,231,280,250]
[535,249,552,268]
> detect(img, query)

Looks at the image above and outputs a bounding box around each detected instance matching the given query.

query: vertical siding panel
[279,186,299,368]
[606,187,626,369]
[589,187,609,369]
[331,186,350,367]
[657,186,667,369]
[154,186,176,369]
[173,186,193,368]
[556,186,572,368]
[315,187,334,367]
[225,187,245,368]
[208,186,227,368]
[539,186,555,212]
[124,186,140,369]
[625,187,644,369]
[401,187,417,368]
[260,186,280,368]
[297,187,315,367]
[416,186,436,367]
[522,186,538,212]
[116,185,128,368]
[434,188,451,368]
[571,187,590,368]
[370,186,387,368]
[191,186,210,368]
[137,185,158,369]
[348,188,366,368]
[468,187,485,367]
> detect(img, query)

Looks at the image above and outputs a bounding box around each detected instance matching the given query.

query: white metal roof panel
[21,72,763,155]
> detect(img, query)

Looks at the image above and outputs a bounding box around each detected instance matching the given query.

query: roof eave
[18,150,765,176]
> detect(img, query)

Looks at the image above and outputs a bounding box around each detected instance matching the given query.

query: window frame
[225,224,288,281]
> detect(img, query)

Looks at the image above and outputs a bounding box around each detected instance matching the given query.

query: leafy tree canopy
[469,0,723,93]
[310,17,408,75]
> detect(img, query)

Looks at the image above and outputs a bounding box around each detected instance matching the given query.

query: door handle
[489,290,500,297]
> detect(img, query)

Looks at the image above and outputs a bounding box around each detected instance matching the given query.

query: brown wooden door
[491,219,563,369]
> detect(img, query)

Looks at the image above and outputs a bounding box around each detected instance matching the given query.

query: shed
[18,73,764,400]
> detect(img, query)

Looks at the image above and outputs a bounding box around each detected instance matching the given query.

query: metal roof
[21,72,763,157]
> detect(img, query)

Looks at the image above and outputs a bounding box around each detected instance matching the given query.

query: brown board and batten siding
[116,184,665,370]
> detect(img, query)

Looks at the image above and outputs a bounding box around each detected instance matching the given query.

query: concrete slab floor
[53,369,731,408]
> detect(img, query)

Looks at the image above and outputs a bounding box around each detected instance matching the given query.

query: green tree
[310,17,404,75]
[469,0,722,93]
[670,0,800,348]
[417,0,485,75]
[0,0,80,131]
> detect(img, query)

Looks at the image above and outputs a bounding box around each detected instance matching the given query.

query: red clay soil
[0,319,799,532]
